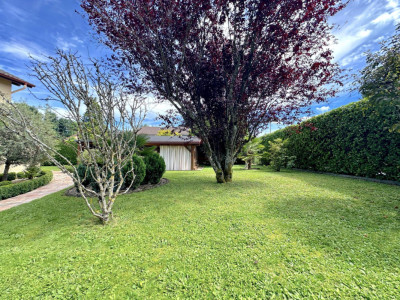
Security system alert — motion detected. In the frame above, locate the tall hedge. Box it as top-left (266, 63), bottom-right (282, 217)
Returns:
top-left (261, 99), bottom-right (400, 181)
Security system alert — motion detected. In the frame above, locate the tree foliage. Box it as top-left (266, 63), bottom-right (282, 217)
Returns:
top-left (54, 139), bottom-right (78, 166)
top-left (45, 109), bottom-right (78, 138)
top-left (358, 25), bottom-right (400, 132)
top-left (82, 0), bottom-right (345, 183)
top-left (0, 51), bottom-right (146, 223)
top-left (0, 104), bottom-right (57, 181)
top-left (157, 129), bottom-right (180, 136)
top-left (238, 137), bottom-right (265, 170)
top-left (266, 138), bottom-right (295, 172)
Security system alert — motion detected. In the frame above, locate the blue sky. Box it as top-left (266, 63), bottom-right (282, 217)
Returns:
top-left (1, 0), bottom-right (399, 128)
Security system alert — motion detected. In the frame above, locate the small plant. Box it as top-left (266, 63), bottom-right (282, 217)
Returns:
top-left (142, 152), bottom-right (166, 184)
top-left (238, 138), bottom-right (265, 170)
top-left (24, 166), bottom-right (41, 179)
top-left (267, 138), bottom-right (296, 172)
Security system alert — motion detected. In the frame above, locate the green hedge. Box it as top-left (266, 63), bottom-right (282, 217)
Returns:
top-left (0, 171), bottom-right (53, 200)
top-left (54, 141), bottom-right (78, 165)
top-left (0, 172), bottom-right (17, 181)
top-left (261, 99), bottom-right (400, 181)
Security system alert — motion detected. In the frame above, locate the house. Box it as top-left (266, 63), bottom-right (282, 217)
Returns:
top-left (138, 127), bottom-right (204, 171)
top-left (0, 69), bottom-right (35, 100)
top-left (0, 70), bottom-right (35, 174)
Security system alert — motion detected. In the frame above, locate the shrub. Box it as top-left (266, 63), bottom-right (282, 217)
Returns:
top-left (266, 138), bottom-right (295, 172)
top-left (0, 171), bottom-right (53, 200)
top-left (0, 181), bottom-right (12, 187)
top-left (25, 166), bottom-right (41, 180)
top-left (17, 172), bottom-right (26, 179)
top-left (0, 172), bottom-right (17, 181)
top-left (76, 154), bottom-right (146, 192)
top-left (75, 164), bottom-right (96, 190)
top-left (54, 140), bottom-right (78, 165)
top-left (123, 155), bottom-right (146, 190)
top-left (64, 165), bottom-right (75, 174)
top-left (261, 99), bottom-right (400, 181)
top-left (79, 149), bottom-right (104, 165)
top-left (41, 160), bottom-right (55, 166)
top-left (142, 152), bottom-right (166, 184)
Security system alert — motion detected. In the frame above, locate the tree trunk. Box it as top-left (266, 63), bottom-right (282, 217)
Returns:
top-left (215, 161), bottom-right (233, 183)
top-left (244, 160), bottom-right (252, 170)
top-left (100, 211), bottom-right (112, 224)
top-left (2, 160), bottom-right (11, 181)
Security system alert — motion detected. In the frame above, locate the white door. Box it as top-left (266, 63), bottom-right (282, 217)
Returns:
top-left (160, 146), bottom-right (191, 171)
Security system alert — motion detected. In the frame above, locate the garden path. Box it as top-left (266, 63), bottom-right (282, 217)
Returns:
top-left (0, 171), bottom-right (73, 212)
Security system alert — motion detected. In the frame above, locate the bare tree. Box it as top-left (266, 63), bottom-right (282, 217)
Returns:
top-left (0, 50), bottom-right (146, 223)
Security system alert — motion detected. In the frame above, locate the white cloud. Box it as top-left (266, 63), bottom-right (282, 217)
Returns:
top-left (300, 116), bottom-right (312, 122)
top-left (55, 36), bottom-right (85, 51)
top-left (341, 52), bottom-right (366, 66)
top-left (386, 0), bottom-right (399, 9)
top-left (372, 10), bottom-right (400, 24)
top-left (0, 40), bottom-right (48, 61)
top-left (56, 37), bottom-right (77, 51)
top-left (71, 36), bottom-right (84, 44)
top-left (145, 96), bottom-right (176, 118)
top-left (0, 3), bottom-right (28, 20)
top-left (330, 0), bottom-right (400, 64)
top-left (357, 29), bottom-right (372, 38)
top-left (374, 35), bottom-right (387, 42)
top-left (316, 106), bottom-right (330, 113)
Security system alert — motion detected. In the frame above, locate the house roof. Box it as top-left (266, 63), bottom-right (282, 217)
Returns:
top-left (138, 126), bottom-right (192, 136)
top-left (0, 69), bottom-right (35, 88)
top-left (145, 135), bottom-right (202, 146)
top-left (138, 126), bottom-right (162, 135)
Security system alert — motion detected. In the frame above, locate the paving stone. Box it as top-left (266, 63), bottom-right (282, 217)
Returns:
top-left (0, 171), bottom-right (73, 212)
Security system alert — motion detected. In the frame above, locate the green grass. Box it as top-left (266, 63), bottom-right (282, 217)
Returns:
top-left (40, 166), bottom-right (61, 172)
top-left (0, 166), bottom-right (399, 299)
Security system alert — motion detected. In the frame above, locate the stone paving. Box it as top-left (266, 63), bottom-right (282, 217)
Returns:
top-left (0, 171), bottom-right (73, 212)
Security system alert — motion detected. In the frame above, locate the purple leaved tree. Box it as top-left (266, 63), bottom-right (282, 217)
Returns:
top-left (82, 0), bottom-right (345, 183)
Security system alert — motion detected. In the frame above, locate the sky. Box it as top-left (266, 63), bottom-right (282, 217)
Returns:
top-left (0, 0), bottom-right (399, 129)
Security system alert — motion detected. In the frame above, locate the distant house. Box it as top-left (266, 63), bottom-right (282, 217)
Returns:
top-left (138, 127), bottom-right (203, 171)
top-left (0, 69), bottom-right (35, 100)
top-left (0, 70), bottom-right (35, 174)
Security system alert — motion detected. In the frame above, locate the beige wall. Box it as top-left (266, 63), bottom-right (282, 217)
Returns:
top-left (0, 164), bottom-right (26, 174)
top-left (0, 77), bottom-right (12, 101)
top-left (0, 78), bottom-right (16, 173)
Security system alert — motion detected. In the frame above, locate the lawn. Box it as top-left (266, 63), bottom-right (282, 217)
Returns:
top-left (40, 166), bottom-right (62, 172)
top-left (0, 166), bottom-right (399, 298)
